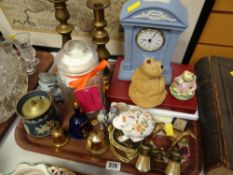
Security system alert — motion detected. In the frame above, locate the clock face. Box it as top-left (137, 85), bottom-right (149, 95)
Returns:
top-left (136, 28), bottom-right (164, 52)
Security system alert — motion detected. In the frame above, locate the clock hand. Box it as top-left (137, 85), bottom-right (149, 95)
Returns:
top-left (151, 32), bottom-right (157, 39)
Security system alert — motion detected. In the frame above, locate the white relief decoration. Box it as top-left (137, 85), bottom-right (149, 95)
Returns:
top-left (143, 0), bottom-right (170, 3)
top-left (133, 10), bottom-right (176, 22)
top-left (35, 120), bottom-right (59, 135)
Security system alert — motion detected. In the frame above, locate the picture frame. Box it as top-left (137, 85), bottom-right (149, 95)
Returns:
top-left (0, 0), bottom-right (125, 54)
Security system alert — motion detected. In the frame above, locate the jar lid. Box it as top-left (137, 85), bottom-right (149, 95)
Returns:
top-left (55, 40), bottom-right (98, 76)
top-left (39, 72), bottom-right (57, 84)
top-left (22, 95), bottom-right (51, 118)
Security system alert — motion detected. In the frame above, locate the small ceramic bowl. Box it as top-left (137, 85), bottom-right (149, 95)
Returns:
top-left (16, 90), bottom-right (60, 137)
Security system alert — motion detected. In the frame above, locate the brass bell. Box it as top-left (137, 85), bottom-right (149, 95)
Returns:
top-left (51, 125), bottom-right (70, 148)
top-left (86, 120), bottom-right (109, 155)
top-left (135, 144), bottom-right (152, 173)
top-left (165, 160), bottom-right (180, 175)
top-left (165, 150), bottom-right (181, 175)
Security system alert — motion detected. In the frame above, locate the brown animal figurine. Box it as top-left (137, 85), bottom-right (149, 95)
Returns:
top-left (128, 57), bottom-right (167, 108)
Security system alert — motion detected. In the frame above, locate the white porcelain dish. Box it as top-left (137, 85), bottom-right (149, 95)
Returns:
top-left (8, 162), bottom-right (76, 175)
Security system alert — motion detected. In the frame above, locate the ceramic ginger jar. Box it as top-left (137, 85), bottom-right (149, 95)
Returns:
top-left (112, 107), bottom-right (155, 143)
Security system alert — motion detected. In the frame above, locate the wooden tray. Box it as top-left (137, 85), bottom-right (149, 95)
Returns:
top-left (15, 100), bottom-right (201, 175)
top-left (0, 51), bottom-right (53, 140)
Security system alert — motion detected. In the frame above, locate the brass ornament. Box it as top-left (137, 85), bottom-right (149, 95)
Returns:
top-left (135, 144), bottom-right (152, 173)
top-left (86, 120), bottom-right (109, 155)
top-left (51, 125), bottom-right (70, 148)
top-left (168, 129), bottom-right (196, 151)
top-left (109, 128), bottom-right (140, 163)
top-left (86, 0), bottom-right (110, 60)
top-left (48, 0), bottom-right (74, 46)
top-left (165, 160), bottom-right (181, 175)
top-left (165, 150), bottom-right (182, 175)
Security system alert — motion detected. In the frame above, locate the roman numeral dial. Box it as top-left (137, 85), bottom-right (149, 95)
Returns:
top-left (136, 28), bottom-right (164, 52)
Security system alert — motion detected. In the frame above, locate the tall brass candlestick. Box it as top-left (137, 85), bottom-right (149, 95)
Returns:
top-left (48, 0), bottom-right (74, 46)
top-left (86, 0), bottom-right (110, 60)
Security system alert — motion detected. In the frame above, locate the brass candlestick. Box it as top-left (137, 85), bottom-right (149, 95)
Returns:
top-left (86, 0), bottom-right (110, 60)
top-left (48, 0), bottom-right (74, 46)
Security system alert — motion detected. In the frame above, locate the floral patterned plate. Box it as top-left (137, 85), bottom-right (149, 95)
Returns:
top-left (8, 162), bottom-right (77, 175)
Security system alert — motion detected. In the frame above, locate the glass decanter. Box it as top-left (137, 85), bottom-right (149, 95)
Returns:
top-left (0, 47), bottom-right (28, 124)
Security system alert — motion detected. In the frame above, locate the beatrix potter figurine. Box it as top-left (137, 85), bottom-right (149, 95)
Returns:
top-left (169, 70), bottom-right (197, 101)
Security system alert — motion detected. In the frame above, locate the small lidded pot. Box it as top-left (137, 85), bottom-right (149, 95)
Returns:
top-left (16, 90), bottom-right (60, 137)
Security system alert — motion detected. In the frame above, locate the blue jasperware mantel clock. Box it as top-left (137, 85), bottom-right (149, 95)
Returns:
top-left (118, 0), bottom-right (188, 84)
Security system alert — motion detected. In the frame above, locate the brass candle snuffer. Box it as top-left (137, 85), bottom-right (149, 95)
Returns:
top-left (86, 0), bottom-right (110, 60)
top-left (48, 0), bottom-right (74, 46)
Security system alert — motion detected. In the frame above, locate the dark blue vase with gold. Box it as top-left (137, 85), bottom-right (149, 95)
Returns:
top-left (69, 102), bottom-right (92, 139)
